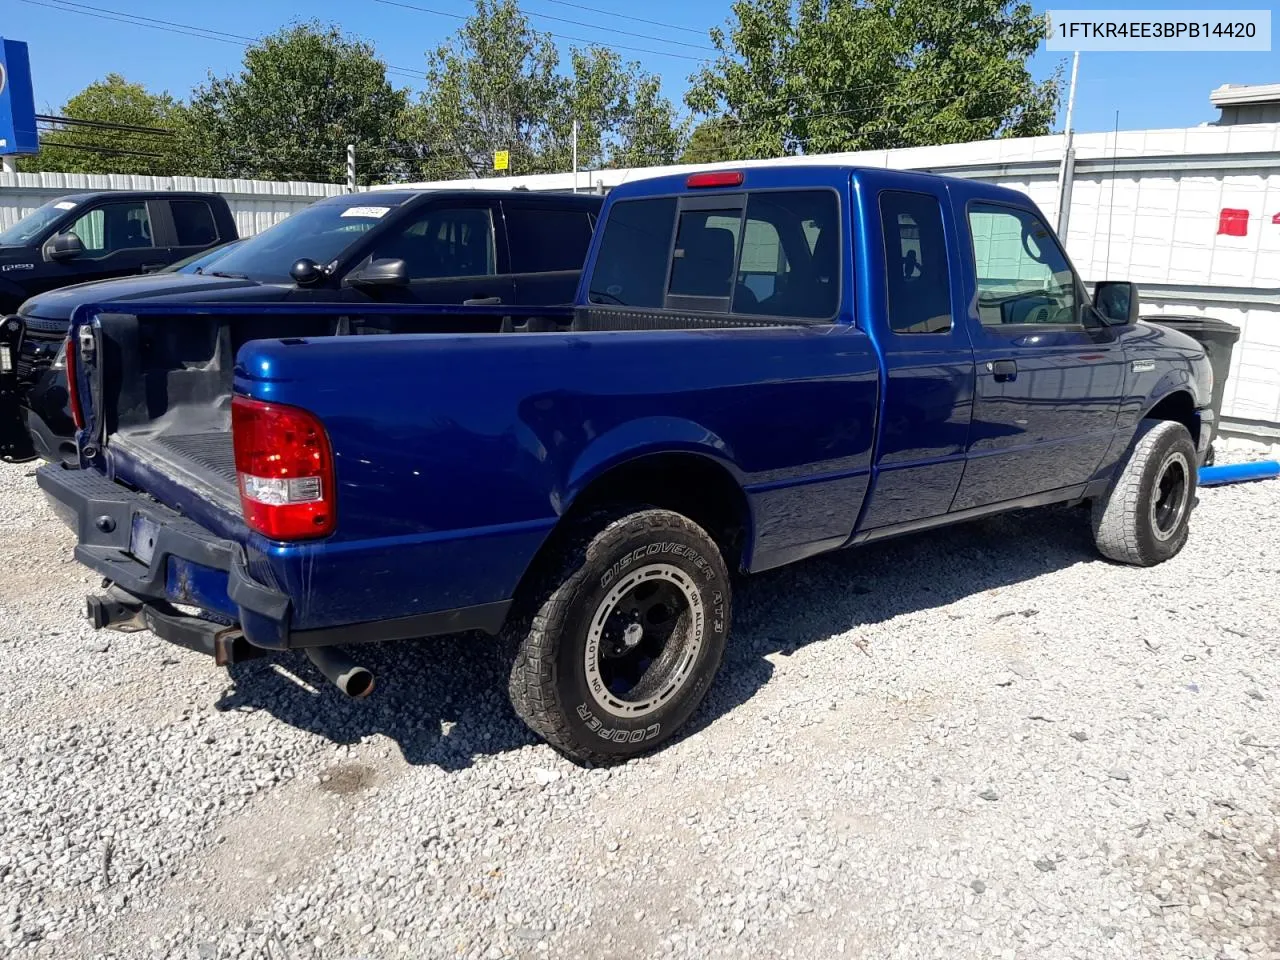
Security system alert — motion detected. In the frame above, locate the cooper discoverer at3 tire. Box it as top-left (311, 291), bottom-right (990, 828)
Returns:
top-left (507, 509), bottom-right (731, 764)
top-left (1092, 418), bottom-right (1198, 567)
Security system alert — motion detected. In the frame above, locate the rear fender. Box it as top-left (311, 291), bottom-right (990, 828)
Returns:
top-left (561, 416), bottom-right (744, 510)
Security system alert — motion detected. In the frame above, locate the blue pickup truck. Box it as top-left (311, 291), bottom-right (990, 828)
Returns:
top-left (39, 165), bottom-right (1212, 762)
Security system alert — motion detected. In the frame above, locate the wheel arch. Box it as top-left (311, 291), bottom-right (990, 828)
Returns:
top-left (508, 438), bottom-right (755, 624)
top-left (1141, 387), bottom-right (1199, 448)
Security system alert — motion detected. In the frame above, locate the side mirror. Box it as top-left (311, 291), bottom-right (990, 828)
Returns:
top-left (1094, 280), bottom-right (1140, 325)
top-left (48, 233), bottom-right (85, 262)
top-left (349, 258), bottom-right (408, 288)
top-left (289, 258), bottom-right (324, 286)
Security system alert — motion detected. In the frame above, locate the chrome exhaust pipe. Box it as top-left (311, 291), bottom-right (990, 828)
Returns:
top-left (305, 647), bottom-right (375, 698)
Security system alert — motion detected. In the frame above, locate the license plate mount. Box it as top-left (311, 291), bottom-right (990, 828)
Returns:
top-left (129, 513), bottom-right (161, 565)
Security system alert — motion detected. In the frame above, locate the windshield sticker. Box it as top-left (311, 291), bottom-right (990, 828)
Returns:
top-left (54, 201), bottom-right (77, 211)
top-left (340, 206), bottom-right (390, 219)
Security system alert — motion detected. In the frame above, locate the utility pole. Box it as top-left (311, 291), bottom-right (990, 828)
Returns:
top-left (572, 119), bottom-right (579, 194)
top-left (346, 143), bottom-right (356, 193)
top-left (1055, 50), bottom-right (1080, 236)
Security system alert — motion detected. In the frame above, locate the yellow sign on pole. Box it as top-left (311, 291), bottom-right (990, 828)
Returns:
top-left (493, 150), bottom-right (509, 172)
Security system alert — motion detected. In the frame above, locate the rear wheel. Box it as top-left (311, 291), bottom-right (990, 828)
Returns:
top-left (1092, 419), bottom-right (1197, 566)
top-left (508, 509), bottom-right (731, 764)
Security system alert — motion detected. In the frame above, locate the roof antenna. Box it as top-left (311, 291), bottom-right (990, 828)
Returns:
top-left (1104, 109), bottom-right (1119, 279)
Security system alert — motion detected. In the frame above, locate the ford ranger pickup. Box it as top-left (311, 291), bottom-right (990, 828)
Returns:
top-left (39, 165), bottom-right (1213, 763)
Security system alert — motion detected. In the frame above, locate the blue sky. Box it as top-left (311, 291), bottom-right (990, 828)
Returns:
top-left (4, 0), bottom-right (1278, 135)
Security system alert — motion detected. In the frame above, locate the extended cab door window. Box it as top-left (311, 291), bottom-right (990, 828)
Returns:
top-left (968, 204), bottom-right (1078, 327)
top-left (880, 191), bottom-right (952, 334)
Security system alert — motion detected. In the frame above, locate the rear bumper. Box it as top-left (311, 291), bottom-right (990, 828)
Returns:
top-left (38, 462), bottom-right (292, 648)
top-left (37, 462), bottom-right (510, 652)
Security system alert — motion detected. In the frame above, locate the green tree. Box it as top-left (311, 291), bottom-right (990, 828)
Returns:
top-left (685, 0), bottom-right (1060, 158)
top-left (20, 74), bottom-right (186, 175)
top-left (410, 0), bottom-right (684, 181)
top-left (680, 117), bottom-right (752, 164)
top-left (182, 23), bottom-right (412, 183)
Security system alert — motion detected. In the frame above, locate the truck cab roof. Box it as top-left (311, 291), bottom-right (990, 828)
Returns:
top-left (608, 163), bottom-right (1034, 208)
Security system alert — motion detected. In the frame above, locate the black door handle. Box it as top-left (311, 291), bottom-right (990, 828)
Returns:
top-left (991, 359), bottom-right (1017, 382)
top-left (463, 296), bottom-right (503, 305)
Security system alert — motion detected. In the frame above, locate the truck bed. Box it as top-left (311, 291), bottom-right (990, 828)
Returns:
top-left (94, 305), bottom-right (580, 516)
top-left (112, 421), bottom-right (239, 512)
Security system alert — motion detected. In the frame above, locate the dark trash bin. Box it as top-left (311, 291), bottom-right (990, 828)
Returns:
top-left (1145, 314), bottom-right (1241, 465)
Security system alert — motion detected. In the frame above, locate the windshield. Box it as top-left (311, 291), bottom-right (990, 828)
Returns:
top-left (0, 199), bottom-right (77, 247)
top-left (162, 239), bottom-right (242, 274)
top-left (207, 198), bottom-right (399, 281)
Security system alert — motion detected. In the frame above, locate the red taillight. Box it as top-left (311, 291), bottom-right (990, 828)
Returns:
top-left (686, 170), bottom-right (744, 188)
top-left (65, 336), bottom-right (84, 431)
top-left (231, 395), bottom-right (335, 540)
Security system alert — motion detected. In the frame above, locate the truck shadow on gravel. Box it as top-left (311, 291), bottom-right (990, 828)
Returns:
top-left (215, 505), bottom-right (1098, 769)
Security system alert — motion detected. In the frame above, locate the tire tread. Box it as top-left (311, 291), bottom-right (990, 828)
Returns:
top-left (1092, 419), bottom-right (1194, 566)
top-left (507, 509), bottom-right (724, 764)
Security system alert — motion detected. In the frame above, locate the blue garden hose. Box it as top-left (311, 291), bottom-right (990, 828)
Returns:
top-left (1199, 460), bottom-right (1280, 487)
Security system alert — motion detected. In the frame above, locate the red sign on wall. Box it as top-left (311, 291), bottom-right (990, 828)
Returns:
top-left (1218, 208), bottom-right (1249, 236)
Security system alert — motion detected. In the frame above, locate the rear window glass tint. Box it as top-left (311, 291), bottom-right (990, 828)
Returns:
top-left (587, 198), bottom-right (675, 307)
top-left (506, 206), bottom-right (595, 273)
top-left (732, 191), bottom-right (839, 319)
top-left (668, 208), bottom-right (741, 300)
top-left (171, 200), bottom-right (219, 247)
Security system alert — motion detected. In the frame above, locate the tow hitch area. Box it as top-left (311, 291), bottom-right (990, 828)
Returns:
top-left (85, 583), bottom-right (264, 666)
top-left (0, 316), bottom-right (36, 464)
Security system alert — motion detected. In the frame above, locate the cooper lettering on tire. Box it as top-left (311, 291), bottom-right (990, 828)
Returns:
top-left (508, 510), bottom-right (731, 763)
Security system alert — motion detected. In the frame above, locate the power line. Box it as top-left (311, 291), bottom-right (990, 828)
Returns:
top-left (36, 114), bottom-right (175, 137)
top-left (531, 0), bottom-right (708, 37)
top-left (372, 0), bottom-right (707, 62)
top-left (35, 139), bottom-right (167, 159)
top-left (18, 0), bottom-right (426, 82)
top-left (471, 0), bottom-right (714, 51)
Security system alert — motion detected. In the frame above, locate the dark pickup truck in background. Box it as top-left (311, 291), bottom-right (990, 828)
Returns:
top-left (42, 164), bottom-right (1212, 763)
top-left (0, 190), bottom-right (238, 461)
top-left (0, 190), bottom-right (238, 313)
top-left (2, 188), bottom-right (600, 462)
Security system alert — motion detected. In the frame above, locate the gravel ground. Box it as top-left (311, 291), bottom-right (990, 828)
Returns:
top-left (1, 454), bottom-right (1278, 960)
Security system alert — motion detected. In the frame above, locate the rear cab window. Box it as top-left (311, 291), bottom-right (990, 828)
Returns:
top-left (505, 204), bottom-right (595, 273)
top-left (170, 200), bottom-right (220, 247)
top-left (588, 189), bottom-right (839, 319)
